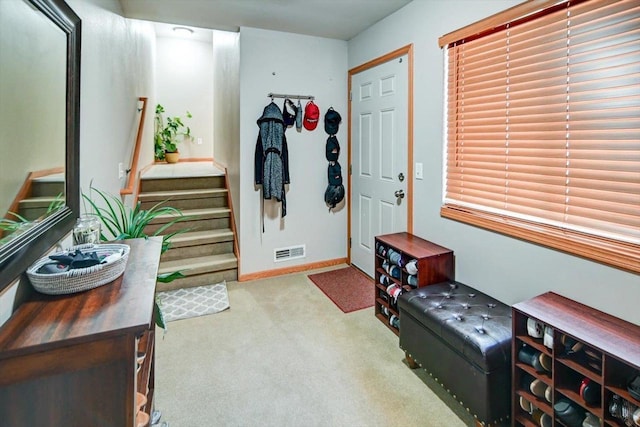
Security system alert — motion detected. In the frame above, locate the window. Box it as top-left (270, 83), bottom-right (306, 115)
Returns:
top-left (440, 0), bottom-right (640, 273)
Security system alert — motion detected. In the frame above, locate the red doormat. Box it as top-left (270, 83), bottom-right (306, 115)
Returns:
top-left (308, 266), bottom-right (374, 313)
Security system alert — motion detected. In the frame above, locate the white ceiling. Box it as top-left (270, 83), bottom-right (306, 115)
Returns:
top-left (119, 0), bottom-right (412, 41)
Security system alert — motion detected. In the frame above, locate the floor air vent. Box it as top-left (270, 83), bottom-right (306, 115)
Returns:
top-left (274, 245), bottom-right (306, 262)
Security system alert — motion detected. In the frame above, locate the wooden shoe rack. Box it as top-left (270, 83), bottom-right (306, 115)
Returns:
top-left (373, 232), bottom-right (454, 336)
top-left (512, 292), bottom-right (640, 427)
top-left (0, 237), bottom-right (162, 427)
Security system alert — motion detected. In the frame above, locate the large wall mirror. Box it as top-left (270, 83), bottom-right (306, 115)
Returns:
top-left (0, 0), bottom-right (80, 294)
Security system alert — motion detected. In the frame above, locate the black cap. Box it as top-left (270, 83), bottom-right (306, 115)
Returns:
top-left (324, 184), bottom-right (345, 209)
top-left (328, 161), bottom-right (343, 186)
top-left (282, 99), bottom-right (296, 128)
top-left (324, 107), bottom-right (341, 135)
top-left (325, 136), bottom-right (340, 162)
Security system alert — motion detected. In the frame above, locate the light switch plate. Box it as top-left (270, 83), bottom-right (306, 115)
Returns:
top-left (415, 162), bottom-right (423, 180)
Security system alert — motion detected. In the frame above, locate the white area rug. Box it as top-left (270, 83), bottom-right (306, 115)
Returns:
top-left (157, 281), bottom-right (230, 322)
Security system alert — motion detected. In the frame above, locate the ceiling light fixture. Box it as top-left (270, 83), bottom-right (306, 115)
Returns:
top-left (172, 26), bottom-right (194, 36)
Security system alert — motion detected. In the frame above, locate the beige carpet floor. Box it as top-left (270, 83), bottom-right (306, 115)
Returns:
top-left (154, 265), bottom-right (476, 427)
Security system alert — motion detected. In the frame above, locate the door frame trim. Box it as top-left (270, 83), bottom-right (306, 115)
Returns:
top-left (347, 44), bottom-right (414, 264)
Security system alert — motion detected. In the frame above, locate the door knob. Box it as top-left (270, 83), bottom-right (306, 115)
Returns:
top-left (394, 189), bottom-right (405, 199)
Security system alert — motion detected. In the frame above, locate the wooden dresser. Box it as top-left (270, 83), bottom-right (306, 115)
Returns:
top-left (0, 237), bottom-right (162, 427)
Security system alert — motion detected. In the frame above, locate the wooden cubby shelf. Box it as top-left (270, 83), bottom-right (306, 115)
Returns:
top-left (512, 292), bottom-right (640, 427)
top-left (373, 232), bottom-right (454, 336)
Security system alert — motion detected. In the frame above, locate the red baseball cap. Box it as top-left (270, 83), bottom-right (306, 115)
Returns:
top-left (303, 101), bottom-right (319, 131)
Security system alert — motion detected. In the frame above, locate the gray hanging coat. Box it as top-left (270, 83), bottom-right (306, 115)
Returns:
top-left (255, 102), bottom-right (290, 217)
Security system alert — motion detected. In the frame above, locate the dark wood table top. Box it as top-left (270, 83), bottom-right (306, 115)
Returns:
top-left (0, 237), bottom-right (162, 359)
top-left (376, 232), bottom-right (453, 258)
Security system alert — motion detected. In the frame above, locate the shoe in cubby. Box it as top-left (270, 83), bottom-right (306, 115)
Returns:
top-left (554, 398), bottom-right (585, 427)
top-left (518, 344), bottom-right (551, 373)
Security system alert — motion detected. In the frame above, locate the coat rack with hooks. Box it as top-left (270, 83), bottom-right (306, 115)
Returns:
top-left (268, 93), bottom-right (315, 101)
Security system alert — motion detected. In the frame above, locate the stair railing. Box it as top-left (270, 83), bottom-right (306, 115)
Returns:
top-left (1, 168), bottom-right (64, 238)
top-left (120, 97), bottom-right (148, 196)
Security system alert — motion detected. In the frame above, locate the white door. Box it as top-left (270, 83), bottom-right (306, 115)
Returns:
top-left (350, 54), bottom-right (409, 277)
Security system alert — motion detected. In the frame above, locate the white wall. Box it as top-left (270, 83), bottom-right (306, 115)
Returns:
top-left (155, 34), bottom-right (213, 159)
top-left (212, 30), bottom-right (241, 233)
top-left (239, 27), bottom-right (348, 275)
top-left (0, 0), bottom-right (156, 326)
top-left (348, 0), bottom-right (640, 325)
top-left (68, 0), bottom-right (156, 199)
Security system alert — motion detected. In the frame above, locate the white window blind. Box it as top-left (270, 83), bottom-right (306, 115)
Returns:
top-left (442, 0), bottom-right (640, 272)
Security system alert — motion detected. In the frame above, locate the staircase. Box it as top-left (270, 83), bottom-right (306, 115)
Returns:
top-left (18, 173), bottom-right (65, 221)
top-left (138, 172), bottom-right (238, 292)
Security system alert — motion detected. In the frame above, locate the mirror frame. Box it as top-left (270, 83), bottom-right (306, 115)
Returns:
top-left (0, 0), bottom-right (80, 294)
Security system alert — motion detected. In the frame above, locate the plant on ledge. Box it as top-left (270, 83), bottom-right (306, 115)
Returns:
top-left (154, 104), bottom-right (192, 163)
top-left (82, 184), bottom-right (192, 329)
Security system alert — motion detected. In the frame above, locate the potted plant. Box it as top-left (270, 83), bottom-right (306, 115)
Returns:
top-left (154, 104), bottom-right (192, 163)
top-left (82, 184), bottom-right (192, 329)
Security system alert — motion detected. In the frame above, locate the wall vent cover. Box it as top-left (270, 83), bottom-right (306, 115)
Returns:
top-left (274, 244), bottom-right (306, 262)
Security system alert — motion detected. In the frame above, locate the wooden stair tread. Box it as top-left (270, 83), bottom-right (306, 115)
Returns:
top-left (141, 172), bottom-right (225, 180)
top-left (139, 175), bottom-right (225, 190)
top-left (32, 172), bottom-right (65, 182)
top-left (158, 253), bottom-right (237, 275)
top-left (152, 207), bottom-right (231, 222)
top-left (169, 229), bottom-right (234, 246)
top-left (19, 196), bottom-right (59, 206)
top-left (182, 207), bottom-right (231, 215)
top-left (138, 188), bottom-right (227, 201)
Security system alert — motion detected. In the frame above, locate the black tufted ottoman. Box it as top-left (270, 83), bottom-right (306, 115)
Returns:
top-left (398, 281), bottom-right (512, 426)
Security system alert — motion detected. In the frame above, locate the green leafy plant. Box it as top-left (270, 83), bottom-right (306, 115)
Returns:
top-left (0, 193), bottom-right (64, 235)
top-left (0, 212), bottom-right (32, 245)
top-left (154, 104), bottom-right (192, 161)
top-left (82, 184), bottom-right (193, 329)
top-left (46, 192), bottom-right (65, 214)
top-left (0, 212), bottom-right (29, 233)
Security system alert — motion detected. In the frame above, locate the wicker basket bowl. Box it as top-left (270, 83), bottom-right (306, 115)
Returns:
top-left (26, 243), bottom-right (130, 295)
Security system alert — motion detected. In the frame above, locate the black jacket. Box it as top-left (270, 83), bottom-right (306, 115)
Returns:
top-left (255, 102), bottom-right (290, 217)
